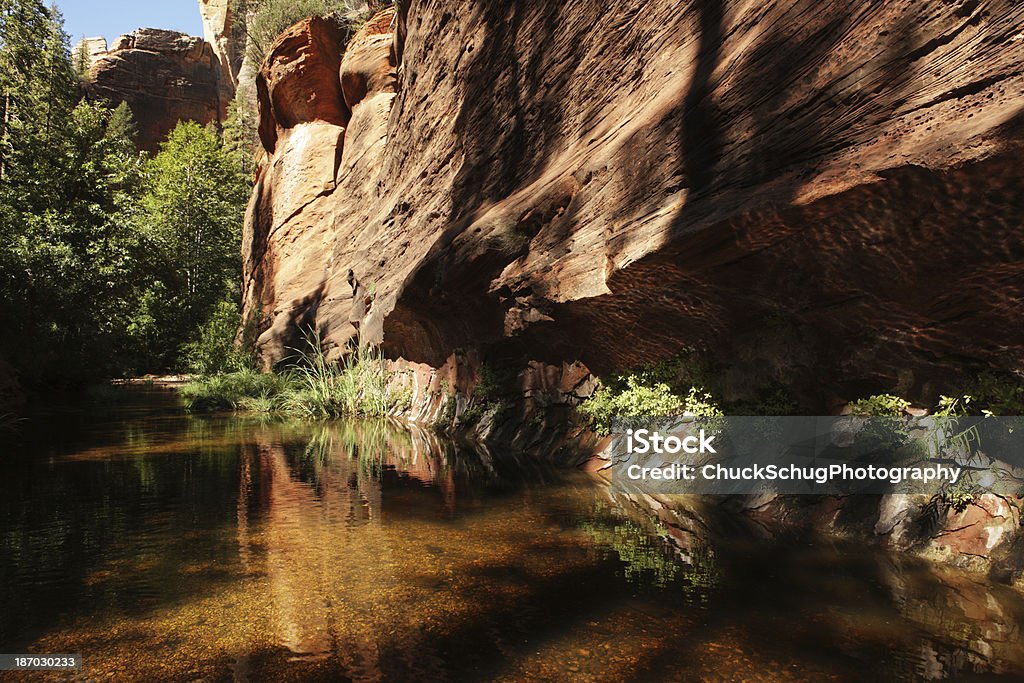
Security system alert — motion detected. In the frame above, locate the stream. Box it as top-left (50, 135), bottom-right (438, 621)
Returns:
top-left (1, 386), bottom-right (1023, 681)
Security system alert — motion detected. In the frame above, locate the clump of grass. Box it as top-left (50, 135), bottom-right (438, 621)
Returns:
top-left (182, 368), bottom-right (295, 411)
top-left (282, 336), bottom-right (398, 418)
top-left (182, 328), bottom-right (409, 418)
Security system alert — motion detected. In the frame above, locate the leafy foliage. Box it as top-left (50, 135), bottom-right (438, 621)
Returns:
top-left (182, 300), bottom-right (256, 375)
top-left (132, 122), bottom-right (249, 369)
top-left (222, 87), bottom-right (260, 174)
top-left (0, 2), bottom-right (252, 385)
top-left (969, 372), bottom-right (1024, 415)
top-left (234, 0), bottom-right (370, 66)
top-left (579, 352), bottom-right (723, 435)
top-left (847, 394), bottom-right (910, 417)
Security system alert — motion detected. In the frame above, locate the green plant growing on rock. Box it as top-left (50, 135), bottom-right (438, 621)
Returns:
top-left (727, 385), bottom-right (800, 416)
top-left (942, 478), bottom-right (976, 514)
top-left (847, 394), bottom-right (910, 417)
top-left (460, 362), bottom-right (516, 425)
top-left (578, 351), bottom-right (722, 435)
top-left (969, 372), bottom-right (1024, 415)
top-left (236, 0), bottom-right (373, 66)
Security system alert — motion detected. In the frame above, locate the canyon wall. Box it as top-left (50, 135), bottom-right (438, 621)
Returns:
top-left (83, 29), bottom-right (228, 151)
top-left (235, 0), bottom-right (1024, 578)
top-left (242, 0), bottom-right (1024, 410)
top-left (198, 0), bottom-right (243, 90)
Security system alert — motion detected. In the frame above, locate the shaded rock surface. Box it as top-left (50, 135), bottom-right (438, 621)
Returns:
top-left (243, 0), bottom-right (1024, 410)
top-left (83, 28), bottom-right (228, 151)
top-left (240, 2), bottom-right (1024, 573)
top-left (0, 356), bottom-right (22, 414)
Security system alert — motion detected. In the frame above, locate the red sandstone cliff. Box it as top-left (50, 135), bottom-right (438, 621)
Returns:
top-left (82, 28), bottom-right (228, 151)
top-left (243, 0), bottom-right (1024, 408)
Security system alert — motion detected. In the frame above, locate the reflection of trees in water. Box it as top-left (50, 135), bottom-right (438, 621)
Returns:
top-left (580, 499), bottom-right (719, 601)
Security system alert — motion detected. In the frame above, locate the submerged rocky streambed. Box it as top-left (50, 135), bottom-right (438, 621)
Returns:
top-left (2, 385), bottom-right (1023, 681)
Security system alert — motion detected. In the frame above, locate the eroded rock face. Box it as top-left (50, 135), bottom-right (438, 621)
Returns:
top-left (240, 1), bottom-right (1024, 573)
top-left (243, 0), bottom-right (1024, 409)
top-left (244, 13), bottom-right (396, 362)
top-left (198, 0), bottom-right (241, 89)
top-left (84, 28), bottom-right (227, 151)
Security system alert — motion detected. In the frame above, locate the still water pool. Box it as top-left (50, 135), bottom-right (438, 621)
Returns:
top-left (1, 387), bottom-right (1023, 681)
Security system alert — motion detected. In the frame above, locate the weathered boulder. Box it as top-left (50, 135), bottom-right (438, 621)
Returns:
top-left (924, 494), bottom-right (1022, 567)
top-left (84, 28), bottom-right (227, 151)
top-left (242, 0), bottom-right (1024, 409)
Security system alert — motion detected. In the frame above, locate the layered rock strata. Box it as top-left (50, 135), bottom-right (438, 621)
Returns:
top-left (241, 1), bottom-right (1024, 577)
top-left (243, 0), bottom-right (1024, 409)
top-left (83, 28), bottom-right (227, 151)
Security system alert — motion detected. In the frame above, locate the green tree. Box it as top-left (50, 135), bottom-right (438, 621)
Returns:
top-left (236, 0), bottom-right (366, 66)
top-left (1, 98), bottom-right (145, 381)
top-left (0, 2), bottom-right (252, 385)
top-left (133, 121), bottom-right (249, 369)
top-left (222, 92), bottom-right (259, 175)
top-left (0, 2), bottom-right (148, 383)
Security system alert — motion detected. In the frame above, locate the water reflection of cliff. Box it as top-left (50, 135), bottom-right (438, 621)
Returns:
top-left (10, 404), bottom-right (1024, 681)
top-left (229, 417), bottom-right (1024, 681)
top-left (234, 420), bottom-right (462, 677)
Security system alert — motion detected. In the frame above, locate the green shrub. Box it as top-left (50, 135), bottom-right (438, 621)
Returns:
top-left (579, 375), bottom-right (723, 436)
top-left (727, 385), bottom-right (800, 416)
top-left (943, 479), bottom-right (976, 513)
top-left (970, 372), bottom-right (1024, 415)
top-left (181, 300), bottom-right (255, 376)
top-left (847, 394), bottom-right (909, 417)
top-left (238, 0), bottom-right (371, 66)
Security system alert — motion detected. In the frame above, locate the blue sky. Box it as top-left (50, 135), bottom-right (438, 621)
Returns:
top-left (55, 0), bottom-right (204, 45)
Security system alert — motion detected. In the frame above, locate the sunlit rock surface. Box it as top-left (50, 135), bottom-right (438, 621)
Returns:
top-left (242, 0), bottom-right (1024, 408)
top-left (83, 28), bottom-right (228, 151)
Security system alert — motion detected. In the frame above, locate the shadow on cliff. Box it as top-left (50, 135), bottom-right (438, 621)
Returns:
top-left (384, 0), bottom-right (1024, 406)
top-left (449, 2), bottom-right (569, 210)
top-left (382, 1), bottom-right (580, 364)
top-left (531, 1), bottom-right (1024, 402)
